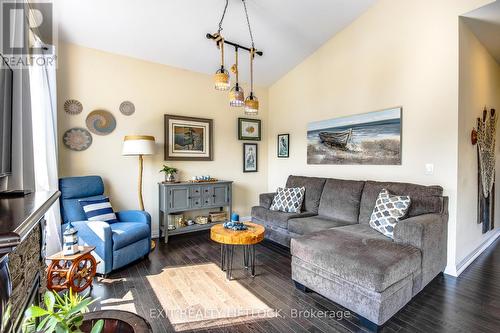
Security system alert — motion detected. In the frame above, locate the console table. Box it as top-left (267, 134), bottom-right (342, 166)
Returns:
top-left (158, 181), bottom-right (232, 243)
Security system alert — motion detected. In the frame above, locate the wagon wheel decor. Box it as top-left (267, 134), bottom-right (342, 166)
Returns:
top-left (69, 254), bottom-right (97, 292)
top-left (46, 246), bottom-right (98, 293)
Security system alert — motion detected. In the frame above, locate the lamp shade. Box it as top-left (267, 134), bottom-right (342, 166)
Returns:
top-left (122, 135), bottom-right (156, 156)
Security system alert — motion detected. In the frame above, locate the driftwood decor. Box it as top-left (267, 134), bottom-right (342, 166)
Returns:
top-left (472, 108), bottom-right (497, 233)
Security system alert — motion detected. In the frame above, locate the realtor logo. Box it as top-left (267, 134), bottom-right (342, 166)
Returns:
top-left (1, 0), bottom-right (56, 67)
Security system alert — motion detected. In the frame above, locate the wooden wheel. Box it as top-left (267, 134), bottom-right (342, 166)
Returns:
top-left (68, 254), bottom-right (97, 293)
top-left (47, 259), bottom-right (71, 291)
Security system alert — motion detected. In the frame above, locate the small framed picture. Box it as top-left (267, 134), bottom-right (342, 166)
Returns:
top-left (277, 134), bottom-right (289, 158)
top-left (243, 143), bottom-right (258, 172)
top-left (238, 118), bottom-right (261, 141)
top-left (164, 114), bottom-right (213, 161)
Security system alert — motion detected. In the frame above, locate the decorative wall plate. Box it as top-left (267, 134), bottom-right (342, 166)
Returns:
top-left (86, 110), bottom-right (116, 135)
top-left (119, 101), bottom-right (135, 116)
top-left (64, 99), bottom-right (83, 115)
top-left (63, 128), bottom-right (93, 151)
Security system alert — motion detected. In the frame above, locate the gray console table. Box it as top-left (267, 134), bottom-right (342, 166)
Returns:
top-left (159, 181), bottom-right (232, 243)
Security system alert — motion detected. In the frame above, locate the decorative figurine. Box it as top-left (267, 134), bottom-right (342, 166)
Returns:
top-left (63, 222), bottom-right (80, 255)
top-left (223, 213), bottom-right (248, 231)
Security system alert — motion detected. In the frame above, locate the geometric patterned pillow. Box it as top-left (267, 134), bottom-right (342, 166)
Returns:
top-left (369, 189), bottom-right (411, 239)
top-left (270, 187), bottom-right (306, 213)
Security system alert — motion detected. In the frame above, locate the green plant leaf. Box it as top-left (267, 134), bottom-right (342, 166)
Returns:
top-left (44, 291), bottom-right (56, 312)
top-left (36, 315), bottom-right (50, 331)
top-left (90, 319), bottom-right (104, 333)
top-left (24, 306), bottom-right (49, 318)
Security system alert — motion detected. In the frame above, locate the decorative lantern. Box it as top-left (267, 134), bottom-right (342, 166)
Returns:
top-left (63, 222), bottom-right (80, 255)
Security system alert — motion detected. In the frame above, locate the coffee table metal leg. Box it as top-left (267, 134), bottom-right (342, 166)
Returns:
top-left (251, 245), bottom-right (256, 277)
top-left (226, 245), bottom-right (234, 280)
top-left (243, 245), bottom-right (248, 269)
top-left (220, 244), bottom-right (225, 271)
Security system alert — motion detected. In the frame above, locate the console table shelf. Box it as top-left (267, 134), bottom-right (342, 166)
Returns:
top-left (158, 181), bottom-right (232, 243)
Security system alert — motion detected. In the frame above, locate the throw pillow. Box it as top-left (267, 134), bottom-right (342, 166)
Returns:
top-left (79, 197), bottom-right (118, 224)
top-left (369, 189), bottom-right (411, 239)
top-left (270, 187), bottom-right (305, 213)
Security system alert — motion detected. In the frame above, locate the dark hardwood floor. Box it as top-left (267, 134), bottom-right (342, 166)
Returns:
top-left (90, 232), bottom-right (500, 333)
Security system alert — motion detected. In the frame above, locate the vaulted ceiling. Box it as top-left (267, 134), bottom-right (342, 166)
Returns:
top-left (53, 0), bottom-right (375, 86)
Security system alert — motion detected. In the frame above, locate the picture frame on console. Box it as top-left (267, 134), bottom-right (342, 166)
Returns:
top-left (164, 114), bottom-right (213, 161)
top-left (243, 143), bottom-right (258, 172)
top-left (277, 134), bottom-right (289, 158)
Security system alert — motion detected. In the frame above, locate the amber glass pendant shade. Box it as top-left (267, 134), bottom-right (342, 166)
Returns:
top-left (229, 84), bottom-right (245, 107)
top-left (214, 67), bottom-right (230, 91)
top-left (245, 93), bottom-right (259, 115)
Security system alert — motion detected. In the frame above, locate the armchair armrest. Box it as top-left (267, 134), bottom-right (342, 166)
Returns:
top-left (71, 221), bottom-right (113, 274)
top-left (259, 193), bottom-right (276, 209)
top-left (393, 212), bottom-right (448, 285)
top-left (116, 210), bottom-right (151, 226)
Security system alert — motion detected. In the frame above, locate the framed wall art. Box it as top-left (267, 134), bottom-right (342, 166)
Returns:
top-left (277, 133), bottom-right (289, 158)
top-left (238, 118), bottom-right (261, 141)
top-left (164, 115), bottom-right (213, 161)
top-left (307, 107), bottom-right (402, 165)
top-left (243, 143), bottom-right (258, 172)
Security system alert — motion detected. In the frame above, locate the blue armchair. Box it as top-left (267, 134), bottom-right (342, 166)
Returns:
top-left (59, 176), bottom-right (151, 275)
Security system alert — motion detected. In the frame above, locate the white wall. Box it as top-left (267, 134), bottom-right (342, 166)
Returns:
top-left (267, 0), bottom-right (493, 273)
top-left (456, 19), bottom-right (500, 269)
top-left (57, 44), bottom-right (268, 237)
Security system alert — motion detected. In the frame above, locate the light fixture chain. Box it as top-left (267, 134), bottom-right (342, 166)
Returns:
top-left (217, 0), bottom-right (229, 34)
top-left (242, 0), bottom-right (255, 48)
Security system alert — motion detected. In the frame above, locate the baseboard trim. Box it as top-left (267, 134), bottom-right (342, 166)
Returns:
top-left (451, 229), bottom-right (499, 277)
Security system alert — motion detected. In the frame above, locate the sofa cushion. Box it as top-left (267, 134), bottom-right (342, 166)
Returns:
top-left (318, 179), bottom-right (365, 223)
top-left (110, 222), bottom-right (150, 250)
top-left (359, 181), bottom-right (443, 224)
top-left (79, 197), bottom-right (118, 224)
top-left (288, 216), bottom-right (350, 235)
top-left (270, 187), bottom-right (306, 213)
top-left (251, 206), bottom-right (316, 229)
top-left (61, 195), bottom-right (106, 224)
top-left (59, 176), bottom-right (104, 199)
top-left (291, 226), bottom-right (421, 292)
top-left (286, 176), bottom-right (327, 213)
top-left (369, 189), bottom-right (411, 238)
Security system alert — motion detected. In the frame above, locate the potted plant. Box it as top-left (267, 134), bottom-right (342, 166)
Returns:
top-left (23, 289), bottom-right (103, 333)
top-left (160, 165), bottom-right (178, 182)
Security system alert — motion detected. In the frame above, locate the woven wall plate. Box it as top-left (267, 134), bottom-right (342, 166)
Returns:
top-left (119, 101), bottom-right (135, 116)
top-left (63, 128), bottom-right (93, 151)
top-left (86, 110), bottom-right (116, 135)
top-left (64, 99), bottom-right (83, 115)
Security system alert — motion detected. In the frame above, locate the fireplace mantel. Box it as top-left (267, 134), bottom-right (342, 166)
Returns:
top-left (0, 191), bottom-right (60, 332)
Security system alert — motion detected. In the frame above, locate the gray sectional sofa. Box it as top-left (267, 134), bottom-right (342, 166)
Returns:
top-left (251, 175), bottom-right (448, 326)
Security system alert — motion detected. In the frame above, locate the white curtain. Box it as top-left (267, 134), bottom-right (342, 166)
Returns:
top-left (29, 41), bottom-right (61, 255)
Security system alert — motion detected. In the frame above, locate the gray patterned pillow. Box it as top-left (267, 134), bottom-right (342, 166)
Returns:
top-left (270, 187), bottom-right (306, 213)
top-left (369, 189), bottom-right (411, 239)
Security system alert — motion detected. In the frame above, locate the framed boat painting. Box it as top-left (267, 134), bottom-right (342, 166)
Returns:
top-left (238, 118), bottom-right (261, 141)
top-left (164, 115), bottom-right (213, 161)
top-left (307, 107), bottom-right (402, 165)
top-left (243, 143), bottom-right (258, 172)
top-left (277, 134), bottom-right (289, 158)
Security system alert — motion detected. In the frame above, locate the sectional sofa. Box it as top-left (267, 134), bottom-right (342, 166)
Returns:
top-left (251, 175), bottom-right (448, 326)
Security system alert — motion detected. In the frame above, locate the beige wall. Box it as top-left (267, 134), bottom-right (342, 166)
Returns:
top-left (267, 0), bottom-right (492, 273)
top-left (57, 43), bottom-right (268, 237)
top-left (457, 20), bottom-right (500, 267)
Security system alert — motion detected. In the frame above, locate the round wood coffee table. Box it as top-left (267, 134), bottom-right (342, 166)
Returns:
top-left (210, 222), bottom-right (265, 280)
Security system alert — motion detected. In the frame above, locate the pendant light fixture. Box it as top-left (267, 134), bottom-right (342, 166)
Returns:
top-left (245, 48), bottom-right (259, 114)
top-left (207, 0), bottom-right (262, 111)
top-left (229, 47), bottom-right (245, 107)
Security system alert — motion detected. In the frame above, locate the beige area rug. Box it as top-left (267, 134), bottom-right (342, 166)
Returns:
top-left (145, 263), bottom-right (277, 331)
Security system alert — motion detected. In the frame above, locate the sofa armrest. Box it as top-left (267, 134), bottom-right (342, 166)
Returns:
top-left (393, 212), bottom-right (447, 285)
top-left (259, 193), bottom-right (276, 209)
top-left (116, 210), bottom-right (151, 227)
top-left (71, 221), bottom-right (113, 274)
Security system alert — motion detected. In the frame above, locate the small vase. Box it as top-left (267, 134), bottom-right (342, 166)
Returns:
top-left (165, 173), bottom-right (175, 182)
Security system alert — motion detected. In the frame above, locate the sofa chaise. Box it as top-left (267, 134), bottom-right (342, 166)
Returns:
top-left (251, 175), bottom-right (448, 326)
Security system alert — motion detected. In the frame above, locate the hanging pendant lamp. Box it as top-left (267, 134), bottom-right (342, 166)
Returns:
top-left (214, 35), bottom-right (230, 91)
top-left (229, 47), bottom-right (245, 107)
top-left (245, 48), bottom-right (259, 115)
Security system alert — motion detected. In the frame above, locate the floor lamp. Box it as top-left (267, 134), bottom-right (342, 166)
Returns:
top-left (122, 135), bottom-right (156, 210)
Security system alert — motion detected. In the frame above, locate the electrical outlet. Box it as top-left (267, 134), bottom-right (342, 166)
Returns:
top-left (425, 163), bottom-right (434, 175)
